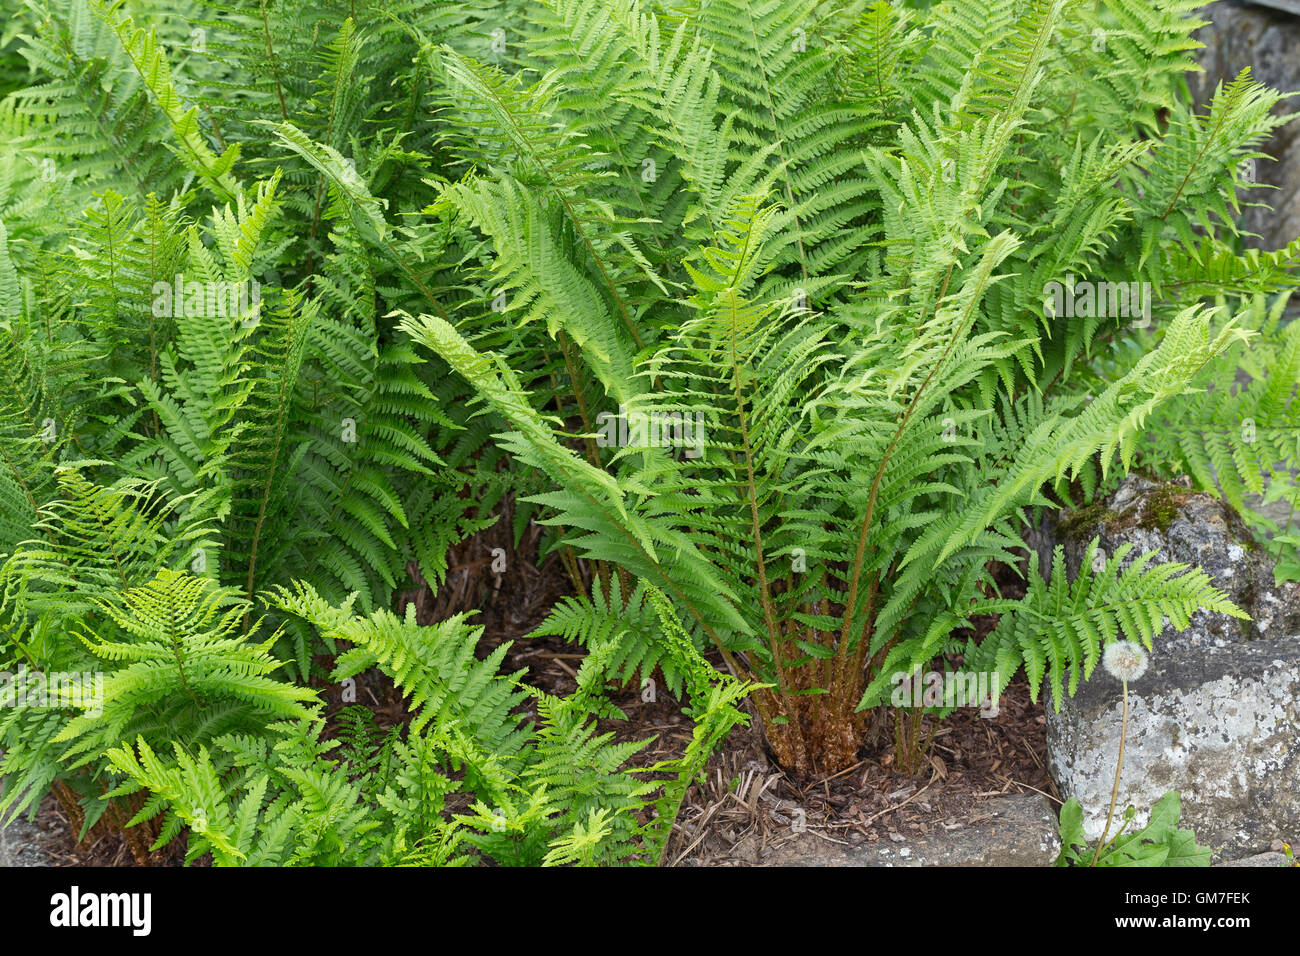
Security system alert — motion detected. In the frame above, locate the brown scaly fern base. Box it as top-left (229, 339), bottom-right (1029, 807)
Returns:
top-left (50, 781), bottom-right (166, 866)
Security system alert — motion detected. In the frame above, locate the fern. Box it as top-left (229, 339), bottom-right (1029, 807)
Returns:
top-left (958, 541), bottom-right (1246, 711)
top-left (97, 578), bottom-right (747, 866)
top-left (1, 0), bottom-right (1296, 860)
top-left (404, 190), bottom-right (1253, 774)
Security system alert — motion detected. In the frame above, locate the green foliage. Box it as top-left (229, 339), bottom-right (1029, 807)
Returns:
top-left (0, 0), bottom-right (747, 864)
top-left (392, 0), bottom-right (1294, 776)
top-left (530, 575), bottom-right (699, 698)
top-left (401, 213), bottom-right (1251, 774)
top-left (97, 579), bottom-right (750, 866)
top-left (1056, 792), bottom-right (1211, 867)
top-left (961, 540), bottom-right (1247, 712)
top-left (1093, 292), bottom-right (1300, 583)
top-left (0, 0), bottom-right (1295, 861)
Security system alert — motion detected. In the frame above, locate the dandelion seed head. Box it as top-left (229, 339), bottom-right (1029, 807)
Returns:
top-left (1102, 640), bottom-right (1149, 682)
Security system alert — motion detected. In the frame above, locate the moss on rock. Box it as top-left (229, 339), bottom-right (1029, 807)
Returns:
top-left (1055, 501), bottom-right (1120, 542)
top-left (1058, 483), bottom-right (1192, 540)
top-left (1135, 485), bottom-right (1188, 533)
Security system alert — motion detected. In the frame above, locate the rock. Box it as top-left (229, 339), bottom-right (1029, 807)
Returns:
top-left (1193, 2), bottom-right (1300, 252)
top-left (1046, 476), bottom-right (1300, 860)
top-left (1237, 1), bottom-right (1300, 21)
top-left (1213, 850), bottom-right (1291, 866)
top-left (760, 794), bottom-right (1060, 866)
top-left (0, 812), bottom-right (54, 867)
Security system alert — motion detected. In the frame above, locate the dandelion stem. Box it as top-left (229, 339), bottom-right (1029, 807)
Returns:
top-left (1091, 678), bottom-right (1129, 867)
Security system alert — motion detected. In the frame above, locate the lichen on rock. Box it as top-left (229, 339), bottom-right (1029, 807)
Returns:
top-left (1045, 476), bottom-right (1300, 860)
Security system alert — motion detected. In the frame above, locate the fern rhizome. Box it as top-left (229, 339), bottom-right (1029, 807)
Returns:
top-left (0, 0), bottom-right (1295, 864)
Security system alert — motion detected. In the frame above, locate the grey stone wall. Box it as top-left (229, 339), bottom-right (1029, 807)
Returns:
top-left (1193, 2), bottom-right (1300, 250)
